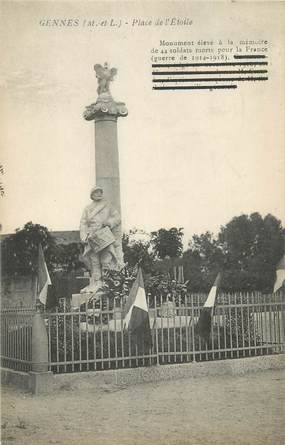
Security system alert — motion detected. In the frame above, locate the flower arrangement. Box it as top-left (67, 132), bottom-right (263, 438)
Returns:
top-left (99, 264), bottom-right (138, 304)
top-left (98, 265), bottom-right (188, 308)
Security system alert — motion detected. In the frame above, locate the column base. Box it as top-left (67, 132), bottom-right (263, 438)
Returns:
top-left (29, 371), bottom-right (53, 395)
top-left (72, 292), bottom-right (102, 308)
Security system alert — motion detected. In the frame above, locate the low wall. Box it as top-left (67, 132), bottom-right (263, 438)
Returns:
top-left (1, 368), bottom-right (30, 390)
top-left (1, 275), bottom-right (36, 307)
top-left (2, 354), bottom-right (285, 395)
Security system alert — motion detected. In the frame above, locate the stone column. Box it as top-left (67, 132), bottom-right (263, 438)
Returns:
top-left (94, 114), bottom-right (121, 214)
top-left (83, 63), bottom-right (128, 218)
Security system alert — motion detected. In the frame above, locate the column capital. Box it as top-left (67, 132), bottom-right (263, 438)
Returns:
top-left (83, 95), bottom-right (128, 121)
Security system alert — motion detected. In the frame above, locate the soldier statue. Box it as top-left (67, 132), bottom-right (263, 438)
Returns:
top-left (80, 186), bottom-right (123, 293)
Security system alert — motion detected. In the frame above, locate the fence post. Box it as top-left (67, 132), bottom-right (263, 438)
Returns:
top-left (191, 294), bottom-right (196, 363)
top-left (29, 304), bottom-right (52, 394)
top-left (280, 291), bottom-right (285, 353)
top-left (32, 308), bottom-right (48, 372)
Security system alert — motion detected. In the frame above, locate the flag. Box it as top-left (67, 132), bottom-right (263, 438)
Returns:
top-left (123, 268), bottom-right (152, 346)
top-left (38, 244), bottom-right (52, 305)
top-left (196, 272), bottom-right (221, 341)
top-left (273, 255), bottom-right (285, 293)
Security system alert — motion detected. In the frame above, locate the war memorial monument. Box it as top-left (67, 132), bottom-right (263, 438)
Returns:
top-left (77, 63), bottom-right (128, 298)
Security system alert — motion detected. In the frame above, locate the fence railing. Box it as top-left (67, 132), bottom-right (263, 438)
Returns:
top-left (1, 292), bottom-right (284, 374)
top-left (46, 292), bottom-right (285, 373)
top-left (0, 307), bottom-right (34, 372)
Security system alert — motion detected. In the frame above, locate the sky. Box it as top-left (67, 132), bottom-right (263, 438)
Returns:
top-left (1, 1), bottom-right (285, 245)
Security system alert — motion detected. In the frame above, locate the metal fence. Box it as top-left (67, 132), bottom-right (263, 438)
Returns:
top-left (0, 307), bottom-right (34, 372)
top-left (1, 293), bottom-right (284, 374)
top-left (45, 292), bottom-right (285, 373)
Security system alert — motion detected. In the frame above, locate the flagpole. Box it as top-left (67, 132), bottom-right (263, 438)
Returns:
top-left (35, 244), bottom-right (40, 310)
top-left (34, 274), bottom-right (39, 308)
top-left (154, 295), bottom-right (160, 366)
top-left (31, 243), bottom-right (49, 376)
top-left (190, 294), bottom-right (196, 362)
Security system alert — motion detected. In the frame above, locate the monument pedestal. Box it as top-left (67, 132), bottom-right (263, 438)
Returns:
top-left (71, 292), bottom-right (100, 308)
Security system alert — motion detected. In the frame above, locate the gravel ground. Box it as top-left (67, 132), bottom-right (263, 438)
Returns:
top-left (1, 369), bottom-right (285, 445)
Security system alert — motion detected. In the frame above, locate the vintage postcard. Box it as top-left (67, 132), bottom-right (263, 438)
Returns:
top-left (1, 1), bottom-right (285, 444)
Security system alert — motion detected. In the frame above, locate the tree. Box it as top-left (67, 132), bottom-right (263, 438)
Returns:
top-left (183, 213), bottom-right (285, 292)
top-left (219, 213), bottom-right (285, 292)
top-left (183, 232), bottom-right (224, 292)
top-left (2, 221), bottom-right (57, 276)
top-left (151, 227), bottom-right (184, 260)
top-left (122, 229), bottom-right (154, 273)
top-left (53, 243), bottom-right (85, 273)
top-left (189, 231), bottom-right (224, 274)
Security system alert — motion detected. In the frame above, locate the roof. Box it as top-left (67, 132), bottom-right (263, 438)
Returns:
top-left (1, 230), bottom-right (80, 245)
top-left (51, 231), bottom-right (80, 245)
